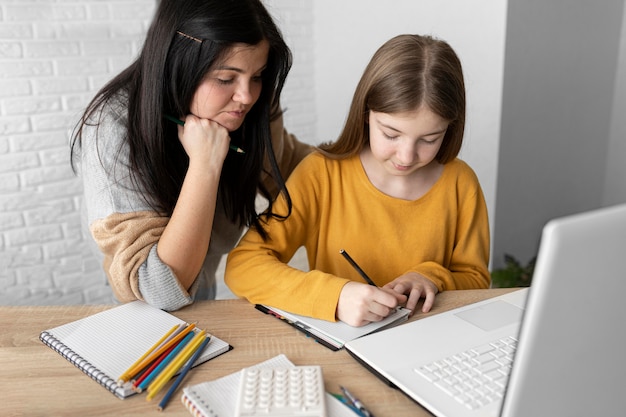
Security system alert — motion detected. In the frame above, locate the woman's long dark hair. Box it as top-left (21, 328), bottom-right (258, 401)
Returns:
top-left (70, 0), bottom-right (292, 237)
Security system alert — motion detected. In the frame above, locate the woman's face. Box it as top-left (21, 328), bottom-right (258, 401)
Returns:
top-left (189, 40), bottom-right (270, 132)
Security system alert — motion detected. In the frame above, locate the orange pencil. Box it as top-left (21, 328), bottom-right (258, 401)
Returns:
top-left (122, 323), bottom-right (196, 382)
top-left (128, 325), bottom-right (185, 386)
top-left (118, 323), bottom-right (179, 383)
top-left (132, 343), bottom-right (177, 391)
top-left (136, 331), bottom-right (195, 393)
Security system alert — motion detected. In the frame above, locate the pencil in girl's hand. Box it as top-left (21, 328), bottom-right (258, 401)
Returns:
top-left (163, 114), bottom-right (245, 154)
top-left (340, 249), bottom-right (377, 286)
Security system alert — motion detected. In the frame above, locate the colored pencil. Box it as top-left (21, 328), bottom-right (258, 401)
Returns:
top-left (136, 331), bottom-right (195, 392)
top-left (157, 335), bottom-right (211, 411)
top-left (124, 323), bottom-right (196, 381)
top-left (163, 114), bottom-right (245, 154)
top-left (146, 330), bottom-right (206, 401)
top-left (132, 344), bottom-right (174, 390)
top-left (129, 322), bottom-right (189, 385)
top-left (118, 324), bottom-right (179, 383)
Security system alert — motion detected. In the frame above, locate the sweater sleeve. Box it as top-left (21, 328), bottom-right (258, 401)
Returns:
top-left (77, 103), bottom-right (196, 311)
top-left (225, 154), bottom-right (348, 321)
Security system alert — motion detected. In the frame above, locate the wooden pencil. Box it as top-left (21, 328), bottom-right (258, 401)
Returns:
top-left (132, 343), bottom-right (176, 390)
top-left (146, 330), bottom-right (206, 401)
top-left (137, 331), bottom-right (195, 393)
top-left (157, 335), bottom-right (211, 410)
top-left (124, 323), bottom-right (196, 382)
top-left (118, 324), bottom-right (179, 383)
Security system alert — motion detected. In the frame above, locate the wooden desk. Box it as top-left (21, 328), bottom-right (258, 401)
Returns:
top-left (1, 288), bottom-right (516, 417)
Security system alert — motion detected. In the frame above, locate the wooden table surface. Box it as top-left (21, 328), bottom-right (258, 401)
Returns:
top-left (1, 288), bottom-right (517, 417)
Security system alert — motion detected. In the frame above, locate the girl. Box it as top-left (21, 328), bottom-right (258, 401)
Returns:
top-left (70, 0), bottom-right (312, 311)
top-left (225, 34), bottom-right (490, 326)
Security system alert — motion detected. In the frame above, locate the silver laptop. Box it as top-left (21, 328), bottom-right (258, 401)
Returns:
top-left (345, 203), bottom-right (626, 417)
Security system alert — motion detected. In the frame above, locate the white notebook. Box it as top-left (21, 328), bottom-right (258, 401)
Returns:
top-left (181, 354), bottom-right (356, 417)
top-left (256, 304), bottom-right (411, 350)
top-left (39, 301), bottom-right (231, 399)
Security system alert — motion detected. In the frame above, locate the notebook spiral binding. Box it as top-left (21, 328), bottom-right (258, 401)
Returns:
top-left (40, 331), bottom-right (124, 399)
top-left (181, 387), bottom-right (220, 417)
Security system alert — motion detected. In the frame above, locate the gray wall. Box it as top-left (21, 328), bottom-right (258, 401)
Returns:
top-left (312, 0), bottom-right (507, 237)
top-left (493, 0), bottom-right (626, 268)
top-left (604, 6), bottom-right (626, 206)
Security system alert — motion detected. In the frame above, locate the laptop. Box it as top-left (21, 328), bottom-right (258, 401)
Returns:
top-left (344, 203), bottom-right (626, 417)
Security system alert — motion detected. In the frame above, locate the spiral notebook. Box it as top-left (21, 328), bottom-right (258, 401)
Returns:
top-left (39, 301), bottom-right (231, 399)
top-left (181, 354), bottom-right (356, 417)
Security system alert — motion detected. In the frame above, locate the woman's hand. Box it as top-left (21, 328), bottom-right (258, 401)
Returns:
top-left (336, 281), bottom-right (407, 327)
top-left (383, 272), bottom-right (438, 315)
top-left (178, 114), bottom-right (230, 171)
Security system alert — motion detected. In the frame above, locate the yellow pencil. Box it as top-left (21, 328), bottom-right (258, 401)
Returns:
top-left (118, 324), bottom-right (179, 383)
top-left (146, 330), bottom-right (206, 401)
top-left (146, 330), bottom-right (206, 399)
top-left (123, 323), bottom-right (196, 382)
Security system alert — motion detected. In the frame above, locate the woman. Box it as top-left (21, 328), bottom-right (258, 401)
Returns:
top-left (70, 0), bottom-right (312, 311)
top-left (225, 34), bottom-right (490, 326)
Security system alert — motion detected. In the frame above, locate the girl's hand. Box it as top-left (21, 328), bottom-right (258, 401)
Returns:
top-left (178, 114), bottom-right (230, 170)
top-left (383, 272), bottom-right (438, 315)
top-left (336, 281), bottom-right (407, 327)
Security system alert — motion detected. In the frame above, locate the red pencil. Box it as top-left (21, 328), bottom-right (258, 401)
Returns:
top-left (132, 343), bottom-right (177, 391)
top-left (123, 323), bottom-right (196, 382)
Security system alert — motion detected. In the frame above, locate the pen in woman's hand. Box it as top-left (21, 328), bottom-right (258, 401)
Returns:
top-left (163, 114), bottom-right (245, 154)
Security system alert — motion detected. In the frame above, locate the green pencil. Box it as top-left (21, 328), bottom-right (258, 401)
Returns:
top-left (163, 114), bottom-right (245, 154)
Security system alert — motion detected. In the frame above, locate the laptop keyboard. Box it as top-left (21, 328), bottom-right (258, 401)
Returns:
top-left (414, 335), bottom-right (518, 410)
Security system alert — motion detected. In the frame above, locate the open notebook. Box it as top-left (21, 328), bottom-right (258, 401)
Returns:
top-left (256, 304), bottom-right (411, 350)
top-left (181, 354), bottom-right (356, 417)
top-left (39, 301), bottom-right (231, 399)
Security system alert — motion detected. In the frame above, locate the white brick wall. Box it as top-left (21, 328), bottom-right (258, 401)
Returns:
top-left (0, 0), bottom-right (315, 306)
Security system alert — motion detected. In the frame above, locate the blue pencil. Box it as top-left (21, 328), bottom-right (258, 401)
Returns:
top-left (137, 331), bottom-right (195, 392)
top-left (158, 335), bottom-right (211, 411)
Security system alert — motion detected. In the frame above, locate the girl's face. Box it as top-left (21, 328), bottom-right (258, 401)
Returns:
top-left (367, 107), bottom-right (448, 176)
top-left (189, 40), bottom-right (270, 132)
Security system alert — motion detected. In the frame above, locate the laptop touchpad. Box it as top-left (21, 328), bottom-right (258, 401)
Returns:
top-left (455, 300), bottom-right (524, 331)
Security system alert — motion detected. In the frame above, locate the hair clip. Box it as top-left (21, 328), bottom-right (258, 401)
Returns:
top-left (176, 30), bottom-right (202, 44)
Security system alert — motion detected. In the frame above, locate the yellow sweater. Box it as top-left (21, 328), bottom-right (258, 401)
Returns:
top-left (225, 152), bottom-right (490, 321)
